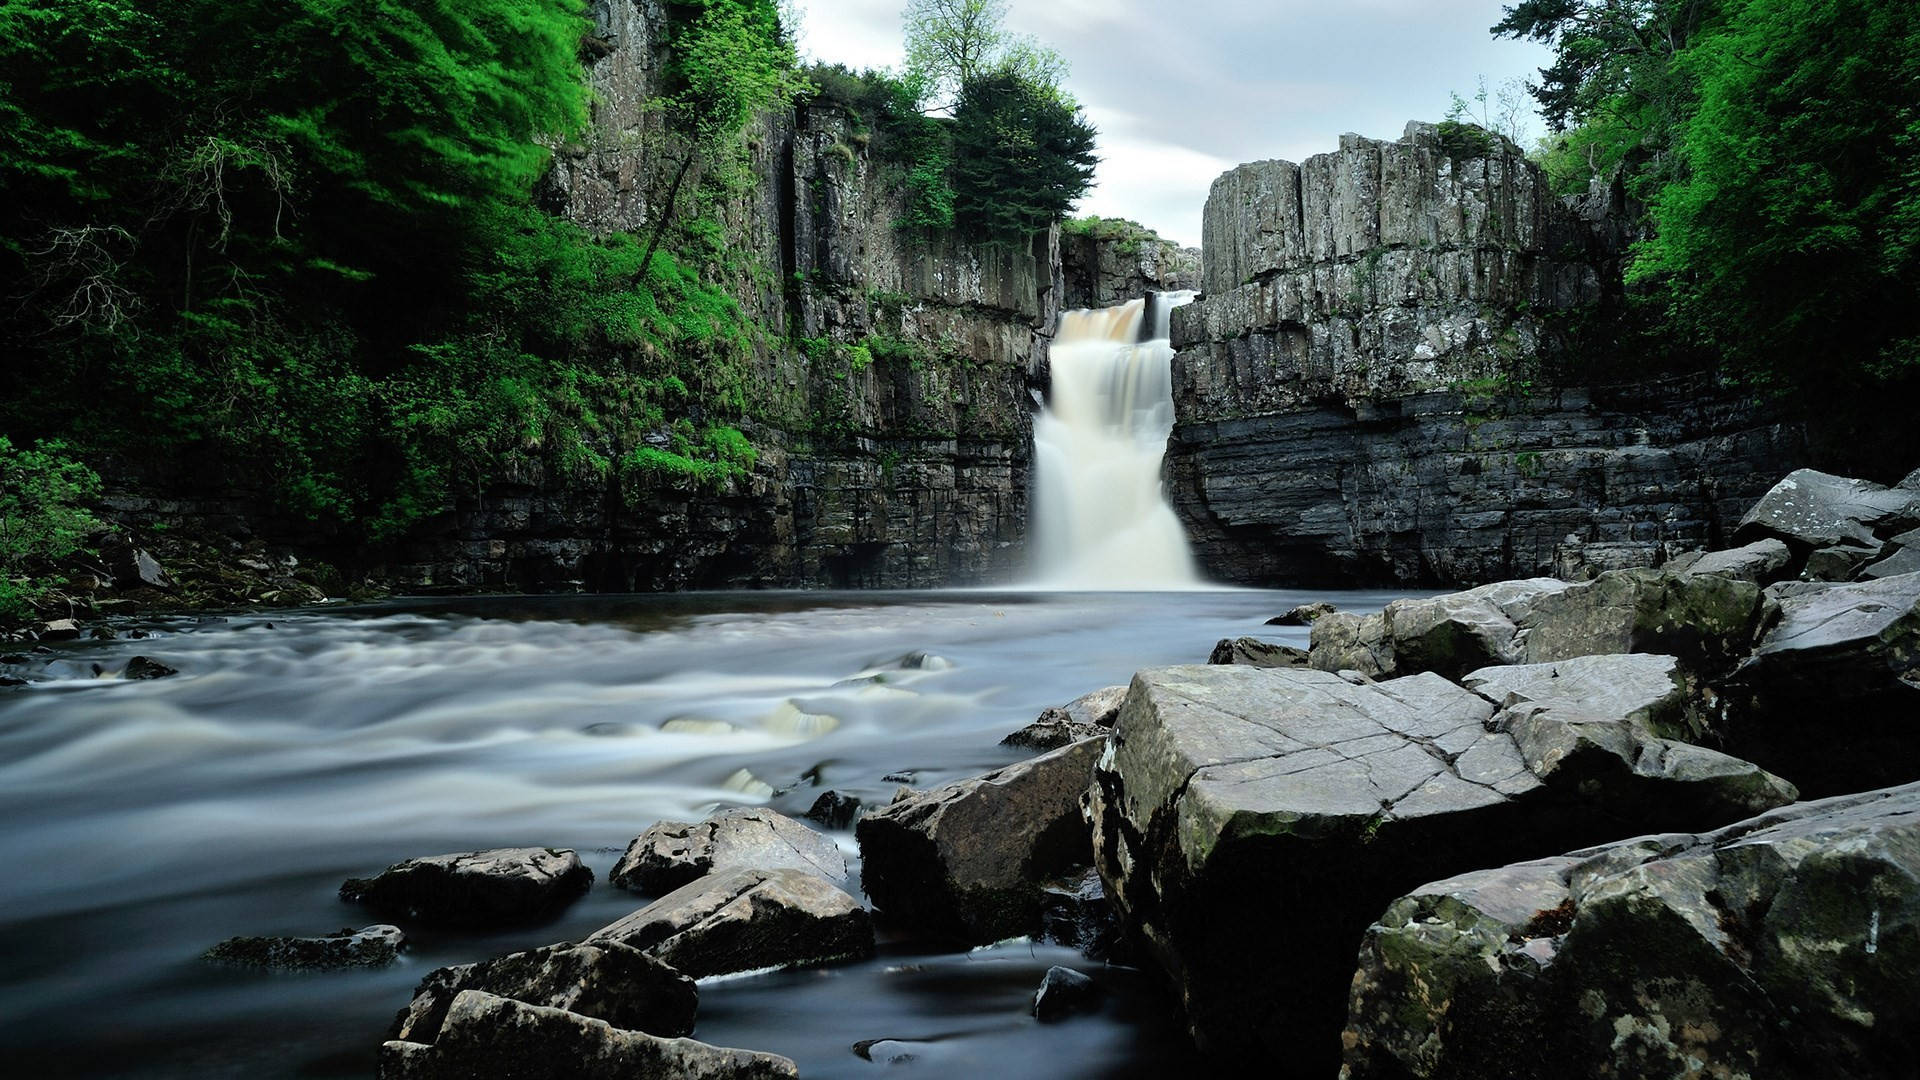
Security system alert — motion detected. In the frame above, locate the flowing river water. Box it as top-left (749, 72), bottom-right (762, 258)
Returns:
top-left (0, 588), bottom-right (1412, 1077)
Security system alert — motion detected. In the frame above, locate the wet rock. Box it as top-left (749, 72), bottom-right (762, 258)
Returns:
top-left (1344, 783), bottom-right (1920, 1080)
top-left (1734, 467), bottom-right (1920, 558)
top-left (0, 674), bottom-right (23, 688)
top-left (341, 848), bottom-right (593, 928)
top-left (804, 790), bottom-right (862, 829)
top-left (379, 990), bottom-right (796, 1080)
top-left (590, 867), bottom-right (873, 978)
top-left (1207, 637), bottom-right (1312, 668)
top-left (39, 619), bottom-right (80, 641)
top-left (852, 1038), bottom-right (925, 1065)
top-left (1665, 537), bottom-right (1794, 583)
top-left (204, 924), bottom-right (404, 971)
top-left (610, 808), bottom-right (846, 895)
top-left (1722, 572), bottom-right (1920, 794)
top-left (1032, 966), bottom-right (1101, 1022)
top-left (1087, 664), bottom-right (1795, 1070)
top-left (124, 655), bottom-right (178, 680)
top-left (103, 537), bottom-right (173, 591)
top-left (1267, 602), bottom-right (1336, 626)
top-left (1519, 566), bottom-right (1764, 674)
top-left (1004, 685), bottom-right (1128, 751)
top-left (1381, 578), bottom-right (1569, 680)
top-left (1036, 867), bottom-right (1123, 959)
top-left (858, 737), bottom-right (1104, 943)
top-left (1308, 611), bottom-right (1396, 679)
top-left (390, 940), bottom-right (695, 1045)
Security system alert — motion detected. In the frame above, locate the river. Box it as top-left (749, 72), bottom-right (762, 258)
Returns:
top-left (0, 588), bottom-right (1410, 1077)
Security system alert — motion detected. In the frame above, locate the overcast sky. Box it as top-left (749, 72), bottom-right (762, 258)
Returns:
top-left (789, 0), bottom-right (1553, 247)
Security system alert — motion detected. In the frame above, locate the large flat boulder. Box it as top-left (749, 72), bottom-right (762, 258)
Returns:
top-left (341, 848), bottom-right (592, 928)
top-left (589, 867), bottom-right (872, 978)
top-left (1519, 566), bottom-right (1764, 673)
top-left (204, 925), bottom-right (404, 971)
top-left (1666, 537), bottom-right (1794, 583)
top-left (610, 808), bottom-right (846, 895)
top-left (380, 990), bottom-right (796, 1079)
top-left (858, 737), bottom-right (1103, 942)
top-left (1344, 783), bottom-right (1920, 1080)
top-left (1087, 663), bottom-right (1795, 1073)
top-left (1734, 468), bottom-right (1920, 563)
top-left (390, 940), bottom-right (696, 1045)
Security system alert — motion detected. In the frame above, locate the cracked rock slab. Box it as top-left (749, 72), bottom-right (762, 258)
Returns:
top-left (589, 867), bottom-right (872, 978)
top-left (610, 808), bottom-right (847, 895)
top-left (390, 940), bottom-right (695, 1045)
top-left (859, 737), bottom-right (1104, 942)
top-left (341, 848), bottom-right (592, 928)
top-left (379, 990), bottom-right (796, 1080)
top-left (1344, 782), bottom-right (1920, 1080)
top-left (1087, 664), bottom-right (1796, 1073)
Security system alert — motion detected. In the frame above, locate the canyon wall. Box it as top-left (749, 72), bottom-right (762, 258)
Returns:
top-left (1168, 123), bottom-right (1809, 585)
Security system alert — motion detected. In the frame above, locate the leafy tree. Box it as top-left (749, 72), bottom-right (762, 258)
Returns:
top-left (950, 71), bottom-right (1097, 239)
top-left (0, 437), bottom-right (101, 618)
top-left (902, 0), bottom-right (1065, 111)
top-left (1627, 0), bottom-right (1920, 389)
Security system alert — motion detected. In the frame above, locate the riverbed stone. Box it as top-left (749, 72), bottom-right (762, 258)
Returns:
top-left (803, 790), bottom-right (862, 829)
top-left (1666, 537), bottom-right (1794, 583)
top-left (1518, 565), bottom-right (1764, 673)
top-left (1381, 577), bottom-right (1569, 680)
top-left (1268, 602), bottom-right (1337, 626)
top-left (1032, 966), bottom-right (1101, 1022)
top-left (390, 940), bottom-right (696, 1045)
top-left (340, 848), bottom-right (592, 928)
top-left (610, 808), bottom-right (846, 895)
top-left (858, 737), bottom-right (1104, 943)
top-left (1308, 611), bottom-right (1397, 678)
top-left (1207, 636), bottom-right (1312, 668)
top-left (1343, 782), bottom-right (1920, 1080)
top-left (1086, 663), bottom-right (1796, 1071)
top-left (589, 867), bottom-right (872, 977)
top-left (204, 924), bottom-right (404, 971)
top-left (124, 655), bottom-right (177, 680)
top-left (379, 990), bottom-right (796, 1080)
top-left (1003, 685), bottom-right (1127, 751)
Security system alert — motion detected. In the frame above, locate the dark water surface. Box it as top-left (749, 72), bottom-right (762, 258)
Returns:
top-left (0, 588), bottom-right (1406, 1078)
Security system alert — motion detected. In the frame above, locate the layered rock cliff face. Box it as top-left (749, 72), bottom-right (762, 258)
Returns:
top-left (161, 1), bottom-right (1055, 591)
top-left (1058, 220), bottom-right (1199, 310)
top-left (1168, 123), bottom-right (1807, 586)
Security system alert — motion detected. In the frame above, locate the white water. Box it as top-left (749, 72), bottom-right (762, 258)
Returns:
top-left (1031, 293), bottom-right (1200, 588)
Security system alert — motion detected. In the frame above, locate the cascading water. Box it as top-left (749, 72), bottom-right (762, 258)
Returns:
top-left (1031, 292), bottom-right (1201, 587)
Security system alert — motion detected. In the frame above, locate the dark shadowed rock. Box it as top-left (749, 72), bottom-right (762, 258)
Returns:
top-left (804, 790), bottom-right (862, 829)
top-left (1267, 602), bottom-right (1336, 626)
top-left (589, 867), bottom-right (872, 978)
top-left (379, 990), bottom-right (796, 1080)
top-left (1901, 467), bottom-right (1920, 491)
top-left (205, 924), bottom-right (403, 971)
top-left (1863, 528), bottom-right (1920, 579)
top-left (1087, 663), bottom-right (1794, 1072)
top-left (124, 655), bottom-right (178, 680)
top-left (390, 940), bottom-right (695, 1045)
top-left (1003, 685), bottom-right (1127, 750)
top-left (1036, 867), bottom-right (1123, 960)
top-left (1032, 966), bottom-right (1101, 1021)
top-left (1344, 783), bottom-right (1920, 1080)
top-left (39, 619), bottom-right (80, 641)
top-left (341, 848), bottom-right (592, 928)
top-left (610, 808), bottom-right (846, 895)
top-left (858, 737), bottom-right (1103, 942)
top-left (1208, 637), bottom-right (1312, 668)
top-left (1665, 537), bottom-right (1793, 583)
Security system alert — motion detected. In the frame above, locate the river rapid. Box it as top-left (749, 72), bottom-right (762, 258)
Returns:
top-left (0, 588), bottom-right (1407, 1078)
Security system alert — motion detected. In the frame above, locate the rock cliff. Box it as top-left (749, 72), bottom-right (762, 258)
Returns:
top-left (1168, 123), bottom-right (1808, 586)
top-left (1058, 218), bottom-right (1198, 310)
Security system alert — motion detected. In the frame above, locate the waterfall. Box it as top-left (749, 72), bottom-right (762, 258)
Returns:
top-left (1030, 292), bottom-right (1201, 588)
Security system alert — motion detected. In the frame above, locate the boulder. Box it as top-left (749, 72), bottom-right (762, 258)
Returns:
top-left (1207, 637), bottom-right (1312, 668)
top-left (39, 619), bottom-right (80, 641)
top-left (1267, 602), bottom-right (1336, 626)
top-left (1733, 468), bottom-right (1920, 565)
top-left (341, 848), bottom-right (592, 928)
top-left (610, 808), bottom-right (846, 895)
top-left (1308, 611), bottom-right (1396, 678)
top-left (103, 538), bottom-right (172, 591)
top-left (1380, 578), bottom-right (1569, 680)
top-left (858, 737), bottom-right (1103, 942)
top-left (1721, 572), bottom-right (1920, 794)
top-left (1519, 566), bottom-right (1764, 673)
top-left (589, 867), bottom-right (872, 978)
top-left (1344, 783), bottom-right (1920, 1080)
top-left (1003, 685), bottom-right (1127, 751)
top-left (1032, 966), bottom-right (1101, 1022)
top-left (204, 924), bottom-right (404, 971)
top-left (803, 790), bottom-right (862, 829)
top-left (1087, 664), bottom-right (1795, 1071)
top-left (1863, 528), bottom-right (1920, 579)
top-left (124, 655), bottom-right (177, 680)
top-left (1665, 537), bottom-right (1794, 583)
top-left (390, 940), bottom-right (696, 1045)
top-left (380, 990), bottom-right (796, 1080)
top-left (1035, 867), bottom-right (1123, 960)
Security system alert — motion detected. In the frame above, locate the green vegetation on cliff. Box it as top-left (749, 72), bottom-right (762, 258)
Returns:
top-left (1499, 0), bottom-right (1919, 405)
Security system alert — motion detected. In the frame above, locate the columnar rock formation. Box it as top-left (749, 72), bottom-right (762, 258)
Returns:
top-left (1167, 123), bottom-right (1808, 586)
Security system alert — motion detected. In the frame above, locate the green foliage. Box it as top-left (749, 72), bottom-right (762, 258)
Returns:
top-left (0, 437), bottom-right (101, 618)
top-left (1627, 0), bottom-right (1920, 390)
top-left (950, 71), bottom-right (1098, 240)
top-left (902, 0), bottom-right (1065, 111)
top-left (1061, 216), bottom-right (1168, 257)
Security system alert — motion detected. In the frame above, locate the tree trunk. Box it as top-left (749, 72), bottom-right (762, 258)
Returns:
top-left (639, 150), bottom-right (697, 279)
